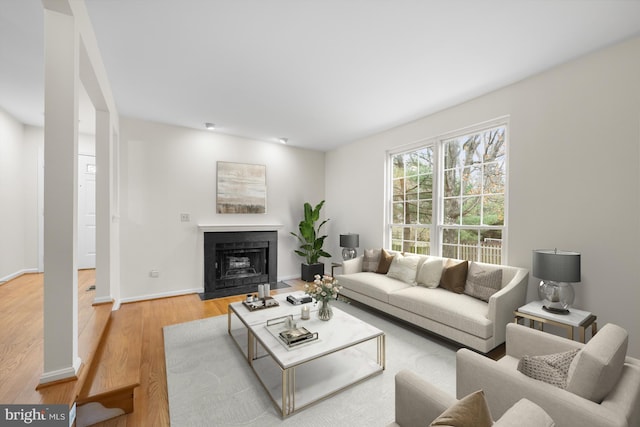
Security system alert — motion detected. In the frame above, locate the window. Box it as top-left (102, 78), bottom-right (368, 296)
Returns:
top-left (388, 122), bottom-right (507, 264)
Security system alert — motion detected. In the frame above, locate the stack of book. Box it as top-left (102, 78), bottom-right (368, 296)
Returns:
top-left (286, 293), bottom-right (313, 305)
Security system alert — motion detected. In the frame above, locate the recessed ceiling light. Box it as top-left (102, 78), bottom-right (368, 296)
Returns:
top-left (205, 122), bottom-right (215, 130)
top-left (278, 137), bottom-right (288, 144)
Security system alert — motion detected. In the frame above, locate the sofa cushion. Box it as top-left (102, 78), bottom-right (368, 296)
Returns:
top-left (375, 249), bottom-right (395, 274)
top-left (338, 272), bottom-right (412, 303)
top-left (386, 253), bottom-right (420, 284)
top-left (430, 390), bottom-right (493, 427)
top-left (464, 262), bottom-right (503, 302)
top-left (389, 286), bottom-right (492, 339)
top-left (494, 398), bottom-right (555, 426)
top-left (416, 258), bottom-right (444, 288)
top-left (439, 259), bottom-right (468, 294)
top-left (362, 248), bottom-right (381, 272)
top-left (566, 323), bottom-right (628, 403)
top-left (517, 349), bottom-right (580, 389)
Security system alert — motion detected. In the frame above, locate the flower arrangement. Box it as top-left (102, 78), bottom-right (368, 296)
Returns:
top-left (304, 274), bottom-right (341, 302)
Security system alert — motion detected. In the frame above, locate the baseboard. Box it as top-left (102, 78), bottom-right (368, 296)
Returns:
top-left (0, 268), bottom-right (39, 284)
top-left (119, 287), bottom-right (203, 304)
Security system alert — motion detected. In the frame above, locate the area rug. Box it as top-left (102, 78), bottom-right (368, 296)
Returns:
top-left (164, 299), bottom-right (458, 426)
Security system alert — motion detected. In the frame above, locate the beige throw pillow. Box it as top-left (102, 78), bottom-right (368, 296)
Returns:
top-left (517, 349), bottom-right (580, 389)
top-left (416, 258), bottom-right (444, 288)
top-left (439, 259), bottom-right (468, 294)
top-left (464, 262), bottom-right (503, 302)
top-left (362, 248), bottom-right (381, 272)
top-left (386, 253), bottom-right (420, 284)
top-left (430, 390), bottom-right (493, 427)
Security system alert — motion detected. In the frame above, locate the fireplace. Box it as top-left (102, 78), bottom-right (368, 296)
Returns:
top-left (203, 230), bottom-right (277, 298)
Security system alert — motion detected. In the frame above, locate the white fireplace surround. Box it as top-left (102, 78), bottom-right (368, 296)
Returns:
top-left (197, 224), bottom-right (284, 233)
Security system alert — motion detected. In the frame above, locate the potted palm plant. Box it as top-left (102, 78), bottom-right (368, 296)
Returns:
top-left (291, 200), bottom-right (332, 282)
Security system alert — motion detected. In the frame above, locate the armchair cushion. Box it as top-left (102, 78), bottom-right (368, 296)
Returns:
top-left (517, 348), bottom-right (580, 389)
top-left (566, 323), bottom-right (628, 403)
top-left (429, 390), bottom-right (493, 427)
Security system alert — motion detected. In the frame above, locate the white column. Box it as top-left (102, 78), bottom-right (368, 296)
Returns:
top-left (40, 6), bottom-right (81, 385)
top-left (94, 110), bottom-right (113, 304)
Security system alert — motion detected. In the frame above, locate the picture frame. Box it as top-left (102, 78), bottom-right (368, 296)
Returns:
top-left (216, 161), bottom-right (266, 214)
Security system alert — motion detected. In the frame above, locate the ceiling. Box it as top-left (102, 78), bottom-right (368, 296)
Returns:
top-left (1, 1), bottom-right (640, 151)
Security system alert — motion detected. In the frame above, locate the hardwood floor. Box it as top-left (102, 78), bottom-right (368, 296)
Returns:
top-left (1, 272), bottom-right (500, 426)
top-left (0, 271), bottom-right (303, 426)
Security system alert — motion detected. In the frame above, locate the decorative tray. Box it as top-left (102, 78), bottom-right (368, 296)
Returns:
top-left (265, 315), bottom-right (319, 349)
top-left (242, 296), bottom-right (279, 311)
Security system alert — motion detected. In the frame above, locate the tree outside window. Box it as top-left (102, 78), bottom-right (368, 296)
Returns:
top-left (389, 123), bottom-right (506, 264)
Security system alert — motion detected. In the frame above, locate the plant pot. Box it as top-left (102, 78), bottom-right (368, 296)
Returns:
top-left (301, 263), bottom-right (324, 282)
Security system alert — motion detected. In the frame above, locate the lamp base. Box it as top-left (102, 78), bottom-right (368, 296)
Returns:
top-left (342, 247), bottom-right (357, 261)
top-left (542, 305), bottom-right (570, 315)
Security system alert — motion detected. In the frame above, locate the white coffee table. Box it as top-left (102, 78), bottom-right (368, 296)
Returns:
top-left (228, 293), bottom-right (385, 417)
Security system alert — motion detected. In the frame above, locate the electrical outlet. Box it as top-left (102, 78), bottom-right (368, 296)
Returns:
top-left (180, 213), bottom-right (191, 222)
top-left (150, 270), bottom-right (159, 278)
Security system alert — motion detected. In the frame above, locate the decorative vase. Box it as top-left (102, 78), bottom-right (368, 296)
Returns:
top-left (317, 299), bottom-right (333, 321)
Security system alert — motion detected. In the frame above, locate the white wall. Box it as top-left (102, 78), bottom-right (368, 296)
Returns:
top-left (0, 108), bottom-right (27, 281)
top-left (118, 117), bottom-right (326, 301)
top-left (326, 36), bottom-right (640, 357)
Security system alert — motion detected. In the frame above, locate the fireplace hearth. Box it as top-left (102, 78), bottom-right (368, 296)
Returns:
top-left (203, 230), bottom-right (277, 299)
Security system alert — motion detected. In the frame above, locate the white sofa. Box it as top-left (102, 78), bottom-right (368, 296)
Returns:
top-left (336, 252), bottom-right (529, 353)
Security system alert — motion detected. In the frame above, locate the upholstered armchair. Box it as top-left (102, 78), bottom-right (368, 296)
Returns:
top-left (457, 323), bottom-right (640, 427)
top-left (388, 370), bottom-right (554, 427)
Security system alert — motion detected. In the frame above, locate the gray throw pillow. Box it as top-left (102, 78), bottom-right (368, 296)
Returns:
top-left (362, 248), bottom-right (381, 272)
top-left (517, 349), bottom-right (580, 389)
top-left (464, 262), bottom-right (503, 302)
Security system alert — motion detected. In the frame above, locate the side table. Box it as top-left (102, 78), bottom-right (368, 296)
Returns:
top-left (514, 300), bottom-right (597, 343)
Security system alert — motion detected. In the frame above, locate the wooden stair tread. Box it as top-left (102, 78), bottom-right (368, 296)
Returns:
top-left (78, 304), bottom-right (143, 404)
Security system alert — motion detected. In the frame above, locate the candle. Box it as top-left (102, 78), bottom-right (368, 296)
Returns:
top-left (301, 305), bottom-right (310, 320)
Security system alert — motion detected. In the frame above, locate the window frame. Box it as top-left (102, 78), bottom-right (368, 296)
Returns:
top-left (385, 117), bottom-right (509, 265)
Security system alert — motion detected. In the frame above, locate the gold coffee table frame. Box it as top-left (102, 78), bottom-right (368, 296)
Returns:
top-left (228, 295), bottom-right (385, 417)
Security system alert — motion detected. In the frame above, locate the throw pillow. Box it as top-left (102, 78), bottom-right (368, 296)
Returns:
top-left (464, 262), bottom-right (503, 302)
top-left (386, 253), bottom-right (420, 284)
top-left (416, 258), bottom-right (444, 288)
top-left (517, 349), bottom-right (580, 389)
top-left (494, 398), bottom-right (555, 427)
top-left (430, 390), bottom-right (493, 427)
top-left (566, 323), bottom-right (628, 403)
top-left (439, 259), bottom-right (468, 294)
top-left (375, 249), bottom-right (395, 274)
top-left (362, 248), bottom-right (381, 272)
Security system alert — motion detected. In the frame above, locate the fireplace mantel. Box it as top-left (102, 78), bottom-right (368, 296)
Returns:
top-left (197, 224), bottom-right (284, 232)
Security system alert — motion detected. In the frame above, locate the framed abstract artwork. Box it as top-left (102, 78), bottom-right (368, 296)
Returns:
top-left (216, 161), bottom-right (266, 214)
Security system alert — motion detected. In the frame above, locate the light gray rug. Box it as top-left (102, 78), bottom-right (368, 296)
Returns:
top-left (164, 300), bottom-right (458, 426)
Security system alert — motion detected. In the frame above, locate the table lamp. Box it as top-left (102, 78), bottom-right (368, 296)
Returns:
top-left (532, 249), bottom-right (581, 315)
top-left (340, 234), bottom-right (359, 261)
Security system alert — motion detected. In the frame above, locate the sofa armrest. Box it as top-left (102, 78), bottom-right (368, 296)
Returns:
top-left (456, 349), bottom-right (628, 427)
top-left (393, 370), bottom-right (456, 427)
top-left (505, 323), bottom-right (583, 358)
top-left (340, 255), bottom-right (363, 274)
top-left (486, 268), bottom-right (528, 346)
